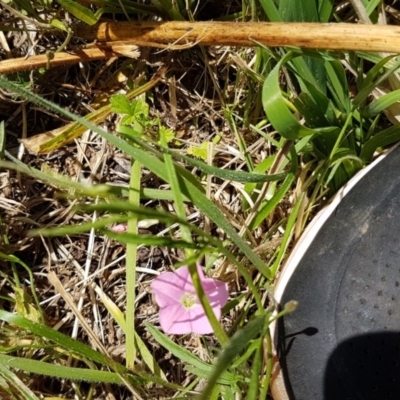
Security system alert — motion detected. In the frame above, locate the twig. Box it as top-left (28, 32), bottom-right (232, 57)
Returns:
top-left (0, 43), bottom-right (139, 74)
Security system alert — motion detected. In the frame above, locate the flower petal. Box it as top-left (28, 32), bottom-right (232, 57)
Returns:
top-left (150, 271), bottom-right (186, 307)
top-left (152, 264), bottom-right (229, 335)
top-left (159, 304), bottom-right (194, 334)
top-left (110, 223), bottom-right (127, 232)
top-left (187, 305), bottom-right (221, 334)
top-left (159, 303), bottom-right (220, 335)
top-left (201, 278), bottom-right (229, 308)
top-left (174, 265), bottom-right (200, 293)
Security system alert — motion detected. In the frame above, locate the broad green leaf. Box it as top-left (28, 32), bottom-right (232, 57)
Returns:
top-left (263, 56), bottom-right (324, 140)
top-left (279, 0), bottom-right (327, 94)
top-left (57, 0), bottom-right (98, 25)
top-left (293, 91), bottom-right (336, 128)
top-left (187, 141), bottom-right (211, 160)
top-left (279, 0), bottom-right (318, 21)
top-left (159, 125), bottom-right (175, 143)
top-left (258, 0), bottom-right (282, 21)
top-left (110, 94), bottom-right (132, 115)
top-left (117, 124), bottom-right (142, 137)
top-left (318, 0), bottom-right (334, 22)
top-left (365, 0), bottom-right (382, 15)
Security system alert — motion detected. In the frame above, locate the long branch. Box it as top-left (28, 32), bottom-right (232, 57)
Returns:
top-left (3, 22), bottom-right (400, 74)
top-left (75, 21), bottom-right (400, 53)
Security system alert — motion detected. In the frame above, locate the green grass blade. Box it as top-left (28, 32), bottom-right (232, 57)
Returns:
top-left (263, 56), bottom-right (325, 139)
top-left (362, 89), bottom-right (400, 118)
top-left (0, 120), bottom-right (5, 160)
top-left (131, 137), bottom-right (287, 183)
top-left (56, 0), bottom-right (98, 24)
top-left (0, 310), bottom-right (118, 366)
top-left (0, 354), bottom-right (125, 384)
top-left (199, 314), bottom-right (267, 400)
top-left (126, 160), bottom-right (141, 369)
top-left (257, 0), bottom-right (282, 21)
top-left (105, 231), bottom-right (203, 248)
top-left (0, 362), bottom-right (40, 400)
top-left (269, 193), bottom-right (305, 278)
top-left (318, 0), bottom-right (333, 22)
top-left (246, 337), bottom-right (263, 400)
top-left (361, 125), bottom-right (400, 161)
top-left (249, 172), bottom-right (295, 230)
top-left (325, 59), bottom-right (351, 113)
top-left (146, 324), bottom-right (240, 385)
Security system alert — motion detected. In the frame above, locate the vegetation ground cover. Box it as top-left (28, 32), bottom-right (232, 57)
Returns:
top-left (1, 0), bottom-right (400, 399)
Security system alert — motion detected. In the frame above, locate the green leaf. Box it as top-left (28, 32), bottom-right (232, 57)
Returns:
top-left (353, 55), bottom-right (400, 107)
top-left (146, 324), bottom-right (240, 385)
top-left (0, 310), bottom-right (118, 367)
top-left (263, 55), bottom-right (325, 140)
top-left (269, 193), bottom-right (305, 277)
top-left (110, 94), bottom-right (132, 115)
top-left (249, 172), bottom-right (295, 230)
top-left (200, 314), bottom-right (268, 400)
top-left (131, 99), bottom-right (149, 117)
top-left (0, 362), bottom-right (40, 400)
top-left (360, 125), bottom-right (400, 161)
top-left (0, 310), bottom-right (183, 390)
top-left (117, 124), bottom-right (142, 137)
top-left (57, 0), bottom-right (98, 25)
top-left (325, 59), bottom-right (350, 113)
top-left (362, 88), bottom-right (400, 119)
top-left (50, 18), bottom-right (69, 32)
top-left (132, 137), bottom-right (288, 183)
top-left (0, 354), bottom-right (125, 384)
top-left (187, 141), bottom-right (211, 160)
top-left (159, 125), bottom-right (175, 144)
top-left (0, 120), bottom-right (5, 160)
top-left (105, 231), bottom-right (202, 248)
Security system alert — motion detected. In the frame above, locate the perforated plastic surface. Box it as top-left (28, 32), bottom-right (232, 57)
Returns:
top-left (277, 148), bottom-right (400, 400)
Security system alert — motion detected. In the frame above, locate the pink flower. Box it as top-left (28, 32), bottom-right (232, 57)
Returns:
top-left (150, 264), bottom-right (229, 335)
top-left (110, 224), bottom-right (127, 233)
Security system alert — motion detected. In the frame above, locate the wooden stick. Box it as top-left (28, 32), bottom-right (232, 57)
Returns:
top-left (0, 43), bottom-right (139, 74)
top-left (75, 21), bottom-right (400, 53)
top-left (3, 22), bottom-right (400, 75)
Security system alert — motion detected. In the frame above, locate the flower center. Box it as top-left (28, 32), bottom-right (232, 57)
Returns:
top-left (181, 292), bottom-right (197, 309)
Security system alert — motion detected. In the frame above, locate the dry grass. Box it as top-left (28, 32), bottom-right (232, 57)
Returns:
top-left (0, 6), bottom-right (288, 397)
top-left (2, 1), bottom-right (400, 398)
